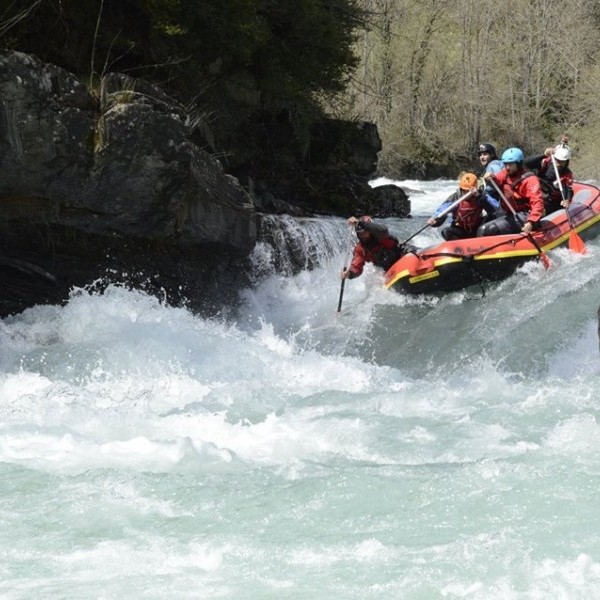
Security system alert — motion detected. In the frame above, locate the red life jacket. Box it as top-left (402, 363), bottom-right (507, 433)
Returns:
top-left (349, 236), bottom-right (403, 276)
top-left (454, 196), bottom-right (484, 232)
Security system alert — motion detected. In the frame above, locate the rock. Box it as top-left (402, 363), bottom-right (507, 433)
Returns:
top-left (0, 50), bottom-right (405, 315)
top-left (308, 119), bottom-right (382, 176)
top-left (0, 50), bottom-right (256, 316)
top-left (364, 184), bottom-right (411, 218)
top-left (248, 179), bottom-right (306, 216)
top-left (230, 114), bottom-right (385, 218)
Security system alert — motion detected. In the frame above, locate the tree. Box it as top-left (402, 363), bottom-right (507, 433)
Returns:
top-left (0, 0), bottom-right (364, 104)
top-left (343, 0), bottom-right (600, 177)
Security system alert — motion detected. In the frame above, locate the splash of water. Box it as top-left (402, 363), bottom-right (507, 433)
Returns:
top-left (2, 178), bottom-right (600, 599)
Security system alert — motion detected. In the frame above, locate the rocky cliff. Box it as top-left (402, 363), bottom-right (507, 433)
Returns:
top-left (0, 51), bottom-right (409, 316)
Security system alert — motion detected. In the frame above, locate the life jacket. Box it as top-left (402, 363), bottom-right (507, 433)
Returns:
top-left (495, 167), bottom-right (545, 223)
top-left (362, 236), bottom-right (404, 271)
top-left (537, 157), bottom-right (574, 205)
top-left (503, 171), bottom-right (535, 212)
top-left (537, 158), bottom-right (560, 201)
top-left (454, 196), bottom-right (484, 232)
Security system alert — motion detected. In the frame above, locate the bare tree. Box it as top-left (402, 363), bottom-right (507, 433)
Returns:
top-left (336, 0), bottom-right (600, 177)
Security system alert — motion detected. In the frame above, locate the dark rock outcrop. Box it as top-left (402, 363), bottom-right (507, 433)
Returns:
top-left (0, 51), bottom-right (256, 316)
top-left (360, 184), bottom-right (411, 218)
top-left (308, 119), bottom-right (381, 176)
top-left (0, 51), bottom-right (408, 316)
top-left (243, 116), bottom-right (409, 218)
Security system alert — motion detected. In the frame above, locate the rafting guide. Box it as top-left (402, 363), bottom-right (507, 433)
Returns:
top-left (340, 216), bottom-right (413, 282)
top-left (525, 141), bottom-right (574, 215)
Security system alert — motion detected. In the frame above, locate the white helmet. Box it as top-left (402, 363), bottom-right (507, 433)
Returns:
top-left (554, 144), bottom-right (572, 161)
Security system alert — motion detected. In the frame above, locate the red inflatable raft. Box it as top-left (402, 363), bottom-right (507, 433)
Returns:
top-left (384, 181), bottom-right (600, 295)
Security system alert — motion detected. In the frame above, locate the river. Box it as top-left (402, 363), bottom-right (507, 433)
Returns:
top-left (1, 178), bottom-right (599, 598)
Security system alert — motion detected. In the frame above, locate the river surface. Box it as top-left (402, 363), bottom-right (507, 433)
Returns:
top-left (1, 179), bottom-right (599, 599)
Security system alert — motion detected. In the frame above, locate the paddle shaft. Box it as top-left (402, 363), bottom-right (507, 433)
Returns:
top-left (401, 189), bottom-right (475, 246)
top-left (550, 153), bottom-right (566, 200)
top-left (337, 278), bottom-right (346, 313)
top-left (336, 226), bottom-right (355, 314)
top-left (550, 153), bottom-right (586, 254)
top-left (550, 153), bottom-right (574, 228)
top-left (400, 222), bottom-right (430, 246)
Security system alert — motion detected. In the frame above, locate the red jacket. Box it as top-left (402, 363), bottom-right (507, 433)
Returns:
top-left (494, 168), bottom-right (545, 223)
top-left (348, 236), bottom-right (401, 278)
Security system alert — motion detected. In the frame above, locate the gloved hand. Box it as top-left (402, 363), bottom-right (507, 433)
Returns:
top-left (521, 221), bottom-right (533, 234)
top-left (399, 243), bottom-right (417, 256)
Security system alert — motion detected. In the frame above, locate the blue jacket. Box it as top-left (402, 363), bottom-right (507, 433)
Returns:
top-left (485, 159), bottom-right (504, 176)
top-left (484, 159), bottom-right (504, 199)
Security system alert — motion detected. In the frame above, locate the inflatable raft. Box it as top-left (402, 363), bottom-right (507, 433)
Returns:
top-left (384, 181), bottom-right (600, 295)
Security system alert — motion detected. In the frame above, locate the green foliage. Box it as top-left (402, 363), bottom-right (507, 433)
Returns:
top-left (0, 0), bottom-right (362, 104)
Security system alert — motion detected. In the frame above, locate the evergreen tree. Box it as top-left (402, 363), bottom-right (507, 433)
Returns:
top-left (0, 0), bottom-right (363, 104)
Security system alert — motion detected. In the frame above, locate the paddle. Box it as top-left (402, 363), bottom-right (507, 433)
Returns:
top-left (550, 152), bottom-right (586, 254)
top-left (337, 273), bottom-right (346, 313)
top-left (337, 225), bottom-right (355, 314)
top-left (488, 178), bottom-right (551, 269)
top-left (400, 189), bottom-right (476, 246)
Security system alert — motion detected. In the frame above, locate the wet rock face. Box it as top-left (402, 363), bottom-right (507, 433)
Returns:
top-left (0, 51), bottom-right (256, 316)
top-left (0, 51), bottom-right (399, 316)
top-left (91, 72), bottom-right (257, 248)
top-left (0, 51), bottom-right (95, 202)
top-left (308, 119), bottom-right (382, 176)
top-left (0, 52), bottom-right (256, 249)
top-left (362, 184), bottom-right (410, 218)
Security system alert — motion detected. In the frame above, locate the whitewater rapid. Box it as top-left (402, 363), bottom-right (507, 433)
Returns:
top-left (1, 179), bottom-right (600, 599)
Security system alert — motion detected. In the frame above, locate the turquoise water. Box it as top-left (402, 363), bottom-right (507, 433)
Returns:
top-left (1, 181), bottom-right (600, 598)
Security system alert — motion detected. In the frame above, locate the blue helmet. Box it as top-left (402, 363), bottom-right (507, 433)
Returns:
top-left (501, 147), bottom-right (524, 163)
